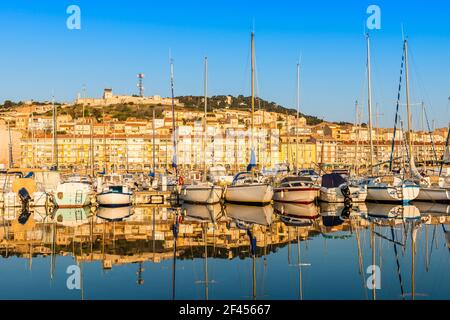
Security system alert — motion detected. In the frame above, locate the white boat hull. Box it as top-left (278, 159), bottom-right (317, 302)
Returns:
top-left (97, 192), bottom-right (133, 207)
top-left (180, 185), bottom-right (223, 204)
top-left (273, 187), bottom-right (319, 203)
top-left (416, 187), bottom-right (450, 202)
top-left (367, 185), bottom-right (420, 203)
top-left (225, 184), bottom-right (273, 205)
top-left (319, 186), bottom-right (367, 203)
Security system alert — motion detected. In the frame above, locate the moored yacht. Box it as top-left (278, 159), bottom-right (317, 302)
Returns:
top-left (225, 172), bottom-right (273, 205)
top-left (180, 182), bottom-right (223, 204)
top-left (96, 174), bottom-right (133, 207)
top-left (273, 176), bottom-right (319, 203)
top-left (366, 176), bottom-right (420, 203)
top-left (415, 175), bottom-right (450, 203)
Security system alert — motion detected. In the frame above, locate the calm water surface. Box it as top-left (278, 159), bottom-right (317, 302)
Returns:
top-left (0, 201), bottom-right (448, 300)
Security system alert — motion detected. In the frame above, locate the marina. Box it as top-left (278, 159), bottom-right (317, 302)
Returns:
top-left (0, 0), bottom-right (449, 304)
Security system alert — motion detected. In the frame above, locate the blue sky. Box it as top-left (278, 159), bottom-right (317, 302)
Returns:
top-left (0, 0), bottom-right (449, 127)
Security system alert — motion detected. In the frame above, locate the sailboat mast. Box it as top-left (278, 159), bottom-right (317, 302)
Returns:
top-left (295, 62), bottom-right (300, 172)
top-left (7, 120), bottom-right (13, 169)
top-left (52, 95), bottom-right (58, 170)
top-left (366, 33), bottom-right (375, 175)
top-left (90, 121), bottom-right (94, 176)
top-left (404, 40), bottom-right (414, 162)
top-left (203, 57), bottom-right (208, 179)
top-left (152, 108), bottom-right (156, 173)
top-left (251, 32), bottom-right (255, 157)
top-left (170, 59), bottom-right (178, 176)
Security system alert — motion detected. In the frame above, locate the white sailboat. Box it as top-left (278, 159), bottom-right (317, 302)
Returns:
top-left (416, 126), bottom-right (450, 202)
top-left (180, 57), bottom-right (223, 204)
top-left (224, 32), bottom-right (274, 205)
top-left (365, 35), bottom-right (420, 203)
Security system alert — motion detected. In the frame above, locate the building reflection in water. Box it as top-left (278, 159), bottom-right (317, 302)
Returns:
top-left (0, 201), bottom-right (448, 300)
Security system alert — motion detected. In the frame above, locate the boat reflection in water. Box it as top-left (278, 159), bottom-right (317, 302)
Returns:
top-left (54, 207), bottom-right (90, 227)
top-left (320, 202), bottom-right (367, 218)
top-left (181, 203), bottom-right (223, 223)
top-left (225, 203), bottom-right (273, 227)
top-left (366, 203), bottom-right (421, 221)
top-left (96, 205), bottom-right (134, 222)
top-left (273, 202), bottom-right (319, 227)
top-left (1, 197), bottom-right (450, 300)
top-left (411, 202), bottom-right (450, 216)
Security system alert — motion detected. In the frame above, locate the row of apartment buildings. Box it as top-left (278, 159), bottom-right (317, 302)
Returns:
top-left (16, 123), bottom-right (448, 173)
top-left (1, 101), bottom-right (448, 172)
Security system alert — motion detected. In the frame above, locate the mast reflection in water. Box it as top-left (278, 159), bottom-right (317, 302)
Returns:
top-left (0, 202), bottom-right (448, 300)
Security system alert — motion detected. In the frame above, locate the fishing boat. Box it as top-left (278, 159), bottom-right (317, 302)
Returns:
top-left (319, 173), bottom-right (367, 203)
top-left (273, 176), bottom-right (319, 203)
top-left (53, 175), bottom-right (93, 208)
top-left (96, 174), bottom-right (133, 207)
top-left (180, 57), bottom-right (224, 204)
top-left (224, 32), bottom-right (274, 205)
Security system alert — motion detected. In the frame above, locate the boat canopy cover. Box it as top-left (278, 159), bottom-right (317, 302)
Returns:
top-left (321, 173), bottom-right (347, 188)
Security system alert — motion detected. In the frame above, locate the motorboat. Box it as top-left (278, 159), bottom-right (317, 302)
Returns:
top-left (96, 174), bottom-right (133, 207)
top-left (273, 176), bottom-right (319, 203)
